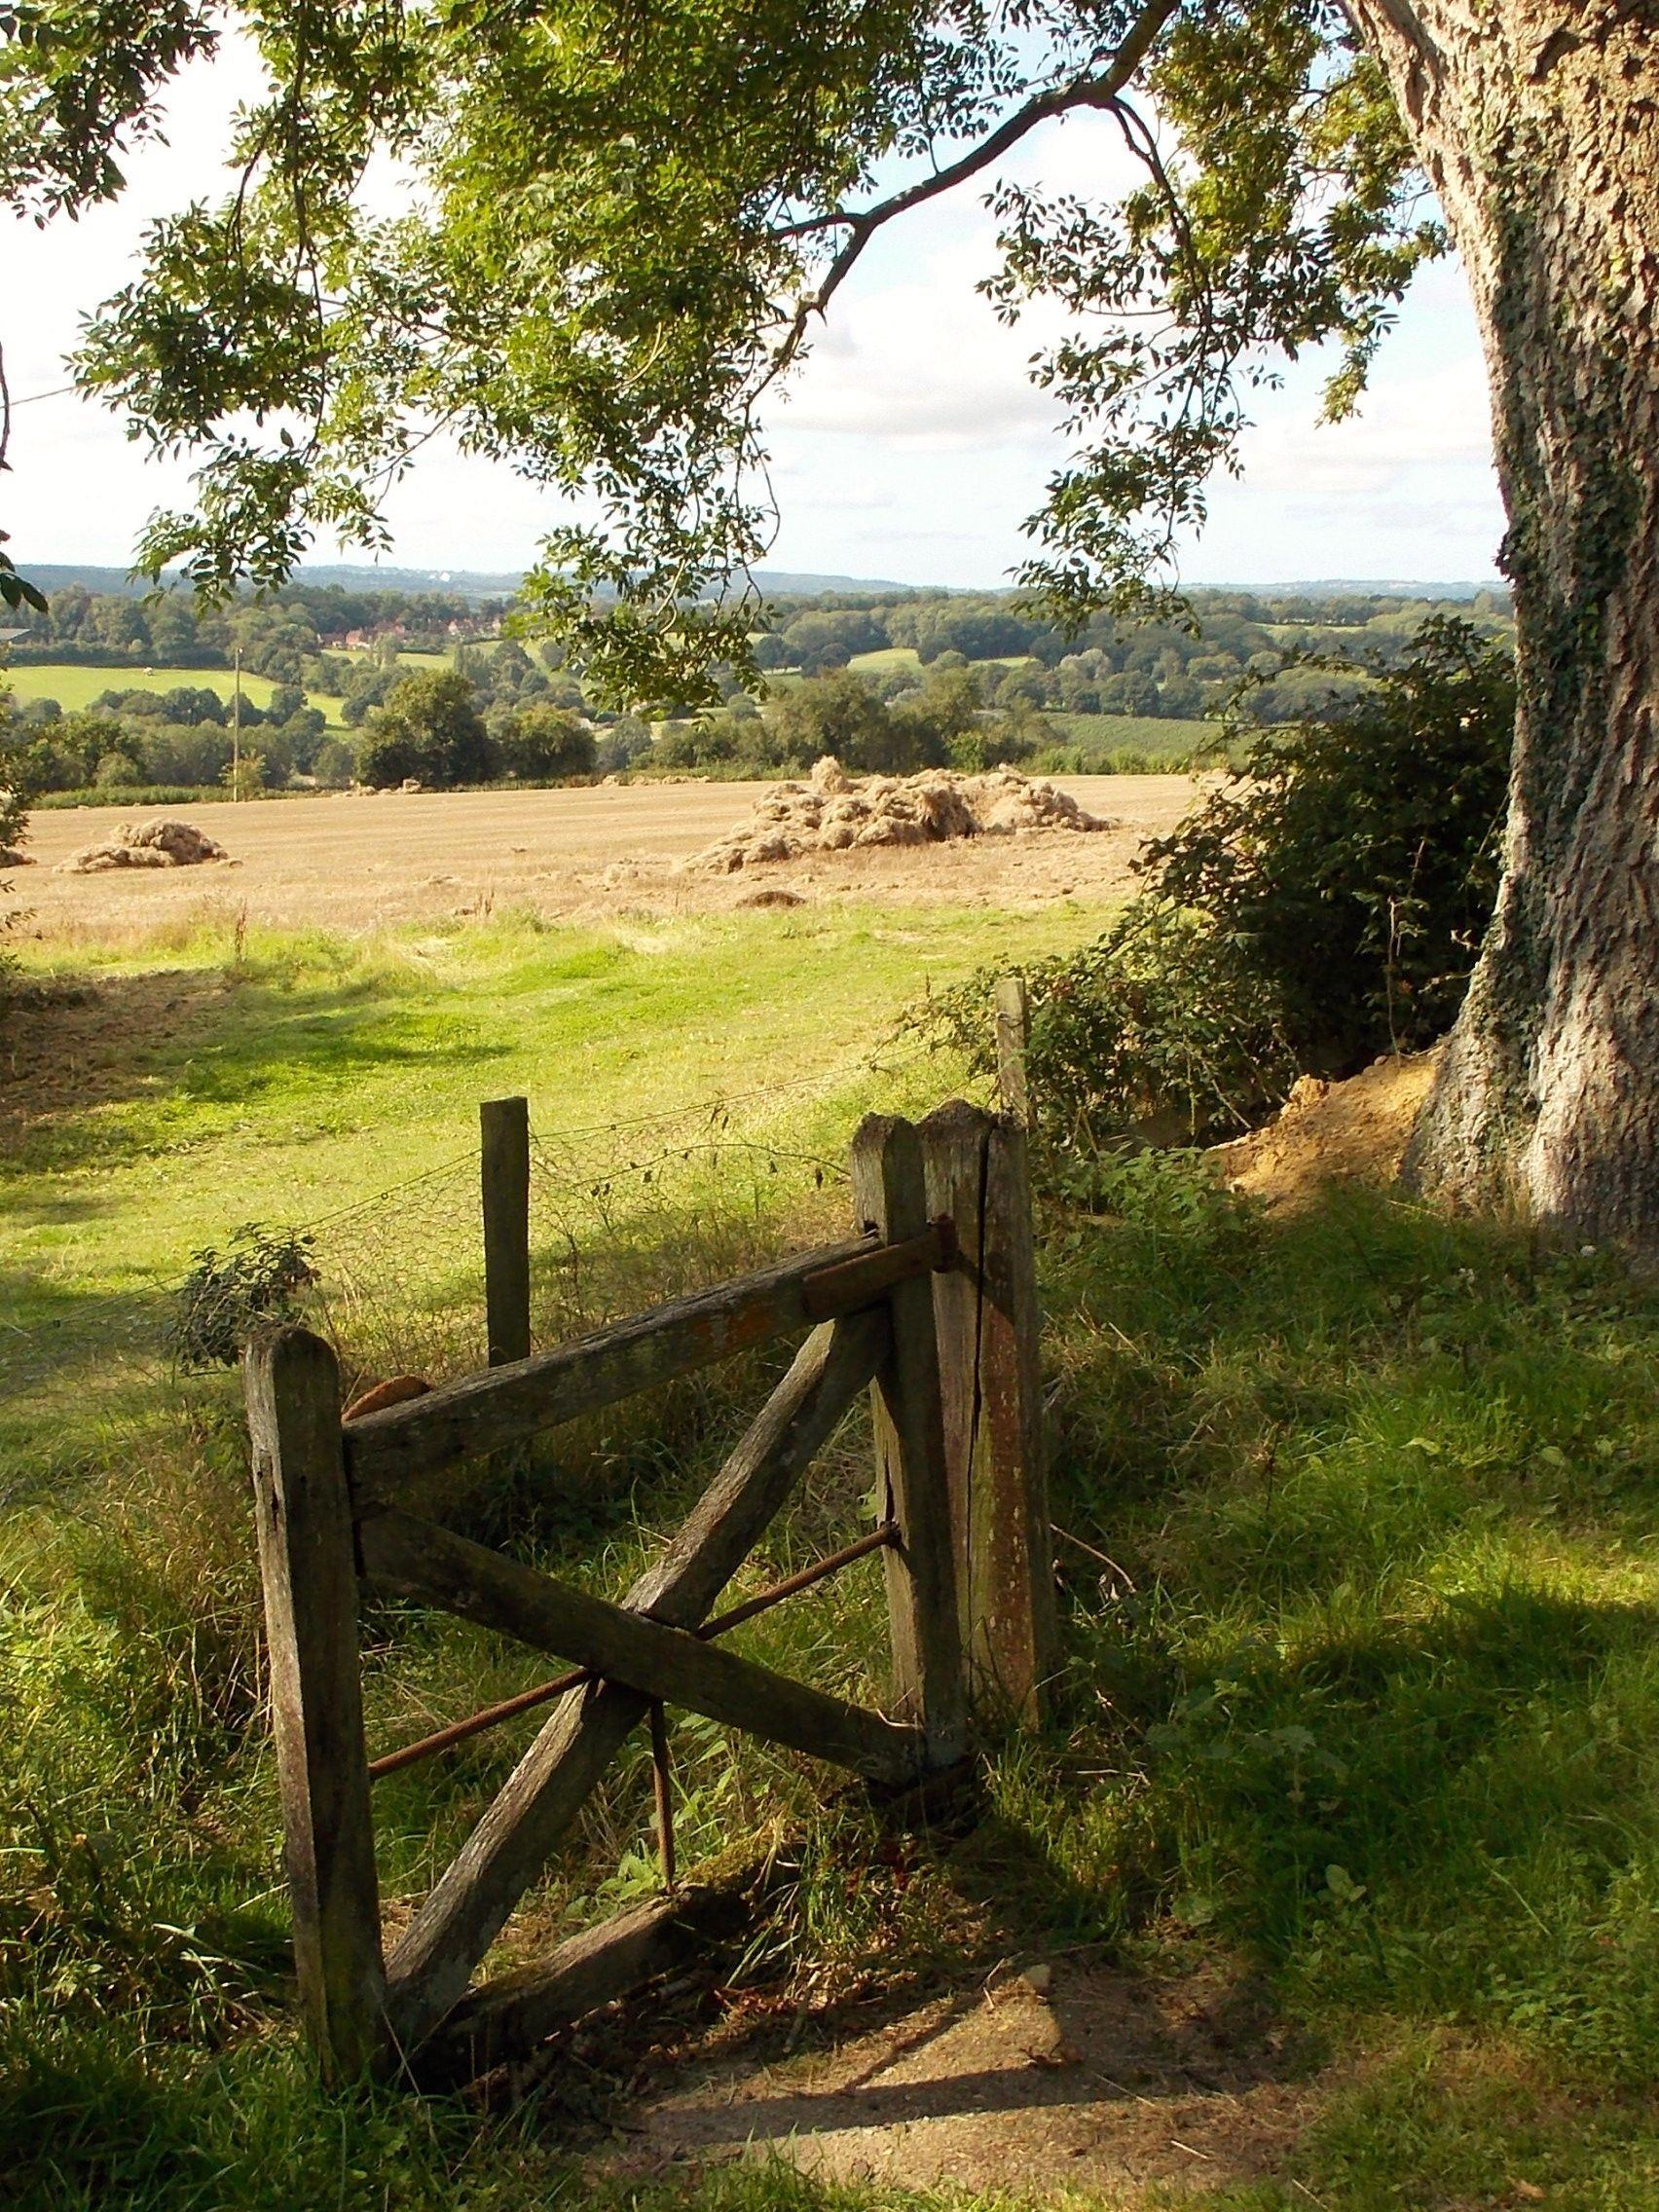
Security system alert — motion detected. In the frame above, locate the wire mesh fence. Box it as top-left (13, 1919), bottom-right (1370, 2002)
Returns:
top-left (2, 1035), bottom-right (950, 1492)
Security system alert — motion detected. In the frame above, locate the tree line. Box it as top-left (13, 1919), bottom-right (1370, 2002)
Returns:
top-left (4, 582), bottom-right (506, 674)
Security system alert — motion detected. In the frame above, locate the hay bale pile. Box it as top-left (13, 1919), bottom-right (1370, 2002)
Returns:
top-left (690, 756), bottom-right (1110, 872)
top-left (60, 819), bottom-right (230, 874)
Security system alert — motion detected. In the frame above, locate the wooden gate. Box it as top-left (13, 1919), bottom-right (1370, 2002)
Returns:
top-left (244, 1104), bottom-right (1052, 2085)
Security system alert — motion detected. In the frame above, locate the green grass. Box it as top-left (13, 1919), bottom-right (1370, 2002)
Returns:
top-left (845, 646), bottom-right (925, 675)
top-left (1039, 712), bottom-right (1223, 759)
top-left (5, 662), bottom-right (293, 716)
top-left (5, 660), bottom-right (353, 746)
top-left (844, 647), bottom-right (1038, 677)
top-left (5, 908), bottom-right (1659, 2210)
top-left (2, 901), bottom-right (1107, 1482)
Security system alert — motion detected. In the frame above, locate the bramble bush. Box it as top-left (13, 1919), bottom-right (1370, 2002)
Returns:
top-left (906, 617), bottom-right (1514, 1153)
top-left (170, 1227), bottom-right (317, 1371)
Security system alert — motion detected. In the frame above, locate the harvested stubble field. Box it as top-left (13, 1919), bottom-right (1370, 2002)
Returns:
top-left (14, 772), bottom-right (1196, 937)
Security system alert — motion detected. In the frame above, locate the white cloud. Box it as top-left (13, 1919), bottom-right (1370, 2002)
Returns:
top-left (1243, 356), bottom-right (1496, 496)
top-left (1, 52), bottom-right (1503, 589)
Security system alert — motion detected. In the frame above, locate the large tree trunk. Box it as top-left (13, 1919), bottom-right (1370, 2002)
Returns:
top-left (1345, 0), bottom-right (1659, 1246)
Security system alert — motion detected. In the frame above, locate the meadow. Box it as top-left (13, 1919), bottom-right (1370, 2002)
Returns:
top-left (4, 830), bottom-right (1658, 2210)
top-left (5, 661), bottom-right (296, 717)
top-left (1037, 710), bottom-right (1224, 761)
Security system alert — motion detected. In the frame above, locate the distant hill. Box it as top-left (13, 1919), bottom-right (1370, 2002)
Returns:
top-left (751, 569), bottom-right (921, 597)
top-left (13, 559), bottom-right (926, 602)
top-left (14, 558), bottom-right (1503, 605)
top-left (1246, 577), bottom-right (1505, 601)
top-left (14, 562), bottom-right (526, 602)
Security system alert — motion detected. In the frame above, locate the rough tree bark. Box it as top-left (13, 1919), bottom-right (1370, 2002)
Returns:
top-left (1345, 0), bottom-right (1659, 1246)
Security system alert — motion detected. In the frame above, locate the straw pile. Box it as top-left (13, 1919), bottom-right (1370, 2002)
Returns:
top-left (60, 819), bottom-right (230, 873)
top-left (690, 756), bottom-right (1109, 871)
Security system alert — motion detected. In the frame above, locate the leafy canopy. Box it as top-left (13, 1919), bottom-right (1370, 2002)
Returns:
top-left (2, 0), bottom-right (1440, 700)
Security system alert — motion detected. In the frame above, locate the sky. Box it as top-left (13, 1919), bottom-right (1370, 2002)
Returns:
top-left (1, 39), bottom-right (1506, 594)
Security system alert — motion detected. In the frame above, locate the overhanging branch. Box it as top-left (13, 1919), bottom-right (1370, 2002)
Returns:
top-left (762, 0), bottom-right (1179, 383)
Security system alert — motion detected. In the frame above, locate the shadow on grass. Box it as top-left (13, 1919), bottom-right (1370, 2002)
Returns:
top-left (3, 959), bottom-right (511, 1178)
top-left (0, 1262), bottom-right (196, 1501)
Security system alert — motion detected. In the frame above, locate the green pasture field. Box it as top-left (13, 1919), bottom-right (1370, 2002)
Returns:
top-left (4, 894), bottom-right (1659, 2210)
top-left (4, 900), bottom-right (1103, 1462)
top-left (1040, 710), bottom-right (1223, 756)
top-left (331, 645), bottom-right (457, 667)
top-left (5, 659), bottom-right (355, 743)
top-left (844, 645), bottom-right (1038, 676)
top-left (5, 660), bottom-right (292, 715)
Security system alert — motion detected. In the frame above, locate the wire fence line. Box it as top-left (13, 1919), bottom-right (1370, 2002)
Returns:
top-left (3, 1034), bottom-right (948, 1473)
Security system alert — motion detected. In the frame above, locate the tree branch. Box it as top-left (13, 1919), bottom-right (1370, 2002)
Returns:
top-left (761, 0), bottom-right (1179, 385)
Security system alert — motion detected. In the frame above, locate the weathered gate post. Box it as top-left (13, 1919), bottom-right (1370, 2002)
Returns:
top-left (245, 1328), bottom-right (387, 2081)
top-left (850, 1115), bottom-right (969, 1768)
top-left (920, 1100), bottom-right (1055, 1727)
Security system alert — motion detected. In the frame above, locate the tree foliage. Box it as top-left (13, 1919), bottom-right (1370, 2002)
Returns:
top-left (908, 617), bottom-right (1513, 1150)
top-left (494, 702), bottom-right (597, 782)
top-left (356, 667), bottom-right (491, 788)
top-left (1, 0), bottom-right (1441, 701)
top-left (1148, 617), bottom-right (1514, 1070)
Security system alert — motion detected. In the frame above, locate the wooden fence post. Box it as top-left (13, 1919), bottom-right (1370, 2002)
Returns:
top-left (851, 1115), bottom-right (967, 1768)
top-left (994, 975), bottom-right (1033, 1132)
top-left (480, 1095), bottom-right (532, 1366)
top-left (244, 1328), bottom-right (387, 2082)
top-left (920, 1100), bottom-right (1055, 1728)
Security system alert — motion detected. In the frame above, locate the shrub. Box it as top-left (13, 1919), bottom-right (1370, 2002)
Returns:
top-left (93, 750), bottom-right (143, 787)
top-left (495, 702), bottom-right (596, 781)
top-left (134, 722), bottom-right (234, 786)
top-left (170, 1227), bottom-right (316, 1371)
top-left (907, 901), bottom-right (1301, 1150)
top-left (594, 716), bottom-right (652, 774)
top-left (905, 617), bottom-right (1514, 1154)
top-left (358, 669), bottom-right (492, 788)
top-left (221, 752), bottom-right (268, 799)
top-left (765, 668), bottom-right (899, 770)
top-left (312, 734), bottom-right (357, 786)
top-left (1150, 616), bottom-right (1513, 1070)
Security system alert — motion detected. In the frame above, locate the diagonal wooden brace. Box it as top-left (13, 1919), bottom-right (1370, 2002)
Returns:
top-left (361, 1509), bottom-right (923, 1784)
top-left (344, 1230), bottom-right (940, 1500)
top-left (377, 1306), bottom-right (887, 2056)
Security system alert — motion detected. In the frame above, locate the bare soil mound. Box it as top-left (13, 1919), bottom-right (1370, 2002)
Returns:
top-left (1215, 1049), bottom-right (1441, 1209)
top-left (690, 756), bottom-right (1113, 872)
top-left (59, 818), bottom-right (230, 874)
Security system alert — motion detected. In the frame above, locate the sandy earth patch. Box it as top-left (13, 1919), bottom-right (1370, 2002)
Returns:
top-left (15, 776), bottom-right (1198, 939)
top-left (605, 1956), bottom-right (1323, 2199)
top-left (1216, 1050), bottom-right (1442, 1209)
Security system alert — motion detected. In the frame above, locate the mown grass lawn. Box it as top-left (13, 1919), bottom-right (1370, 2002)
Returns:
top-left (3, 903), bottom-right (1658, 2212)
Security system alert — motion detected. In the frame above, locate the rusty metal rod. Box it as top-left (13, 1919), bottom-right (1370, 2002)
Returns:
top-left (369, 1519), bottom-right (900, 1781)
top-left (649, 1700), bottom-right (677, 1891)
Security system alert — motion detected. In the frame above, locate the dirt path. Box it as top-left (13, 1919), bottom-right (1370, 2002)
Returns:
top-left (608, 1957), bottom-right (1325, 2199)
top-left (15, 776), bottom-right (1198, 939)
